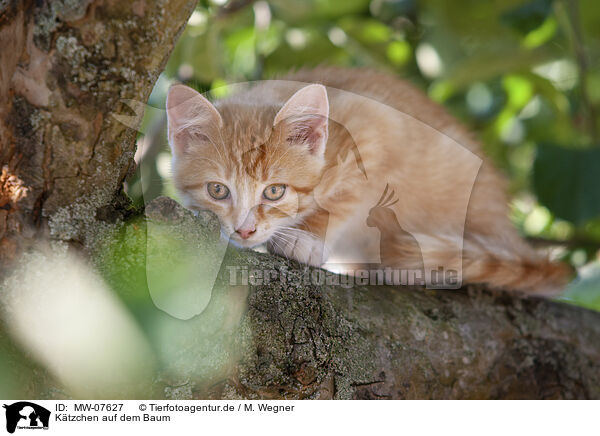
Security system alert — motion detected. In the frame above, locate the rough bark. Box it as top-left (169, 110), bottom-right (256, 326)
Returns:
top-left (0, 0), bottom-right (197, 269)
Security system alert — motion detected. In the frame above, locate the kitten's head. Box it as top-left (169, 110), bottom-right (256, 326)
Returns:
top-left (166, 83), bottom-right (329, 248)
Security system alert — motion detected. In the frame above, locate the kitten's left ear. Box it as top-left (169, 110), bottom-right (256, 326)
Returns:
top-left (166, 84), bottom-right (223, 156)
top-left (274, 84), bottom-right (329, 155)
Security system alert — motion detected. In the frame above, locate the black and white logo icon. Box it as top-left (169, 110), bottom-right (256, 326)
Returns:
top-left (3, 402), bottom-right (50, 434)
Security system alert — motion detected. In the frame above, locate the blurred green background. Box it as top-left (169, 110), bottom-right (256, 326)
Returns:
top-left (127, 0), bottom-right (600, 310)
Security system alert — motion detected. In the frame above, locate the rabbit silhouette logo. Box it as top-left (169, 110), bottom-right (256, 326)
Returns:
top-left (3, 402), bottom-right (50, 434)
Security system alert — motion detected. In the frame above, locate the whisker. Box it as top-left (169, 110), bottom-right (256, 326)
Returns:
top-left (273, 232), bottom-right (295, 246)
top-left (274, 231), bottom-right (292, 241)
top-left (270, 235), bottom-right (290, 260)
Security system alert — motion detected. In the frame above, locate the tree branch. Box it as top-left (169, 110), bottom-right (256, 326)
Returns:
top-left (143, 197), bottom-right (600, 400)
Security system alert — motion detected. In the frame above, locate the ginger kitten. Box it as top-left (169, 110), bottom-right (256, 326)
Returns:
top-left (165, 67), bottom-right (571, 294)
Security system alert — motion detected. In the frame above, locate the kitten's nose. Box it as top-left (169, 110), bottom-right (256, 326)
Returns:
top-left (236, 227), bottom-right (256, 239)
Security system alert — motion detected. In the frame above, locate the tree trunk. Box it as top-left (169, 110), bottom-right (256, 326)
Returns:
top-left (0, 0), bottom-right (197, 269)
top-left (1, 2), bottom-right (599, 401)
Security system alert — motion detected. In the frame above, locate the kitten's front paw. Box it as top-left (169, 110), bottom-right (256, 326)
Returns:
top-left (267, 231), bottom-right (328, 267)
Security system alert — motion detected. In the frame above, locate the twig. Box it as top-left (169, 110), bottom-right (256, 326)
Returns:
top-left (215, 0), bottom-right (256, 19)
top-left (565, 0), bottom-right (598, 143)
top-left (527, 235), bottom-right (600, 252)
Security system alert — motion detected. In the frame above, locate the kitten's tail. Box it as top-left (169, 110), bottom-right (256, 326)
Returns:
top-left (462, 253), bottom-right (573, 295)
top-left (459, 235), bottom-right (573, 295)
top-left (398, 232), bottom-right (573, 295)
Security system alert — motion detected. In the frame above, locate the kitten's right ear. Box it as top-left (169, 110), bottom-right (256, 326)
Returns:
top-left (274, 84), bottom-right (329, 156)
top-left (166, 84), bottom-right (223, 155)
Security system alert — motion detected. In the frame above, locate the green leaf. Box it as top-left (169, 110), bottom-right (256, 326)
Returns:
top-left (501, 0), bottom-right (553, 35)
top-left (269, 0), bottom-right (369, 24)
top-left (339, 17), bottom-right (392, 44)
top-left (522, 16), bottom-right (557, 48)
top-left (503, 74), bottom-right (534, 109)
top-left (533, 144), bottom-right (600, 225)
top-left (386, 40), bottom-right (411, 66)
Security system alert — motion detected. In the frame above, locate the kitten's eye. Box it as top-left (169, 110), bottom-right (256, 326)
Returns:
top-left (207, 182), bottom-right (230, 200)
top-left (263, 184), bottom-right (286, 201)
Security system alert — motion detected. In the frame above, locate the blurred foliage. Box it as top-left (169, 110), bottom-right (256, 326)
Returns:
top-left (127, 0), bottom-right (600, 310)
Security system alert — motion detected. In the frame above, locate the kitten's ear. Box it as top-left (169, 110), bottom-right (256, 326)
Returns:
top-left (274, 84), bottom-right (329, 155)
top-left (166, 84), bottom-right (223, 155)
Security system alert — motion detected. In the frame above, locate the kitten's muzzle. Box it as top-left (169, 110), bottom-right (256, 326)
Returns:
top-left (236, 226), bottom-right (256, 240)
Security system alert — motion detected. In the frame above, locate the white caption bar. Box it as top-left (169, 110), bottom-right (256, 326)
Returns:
top-left (1, 400), bottom-right (597, 435)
